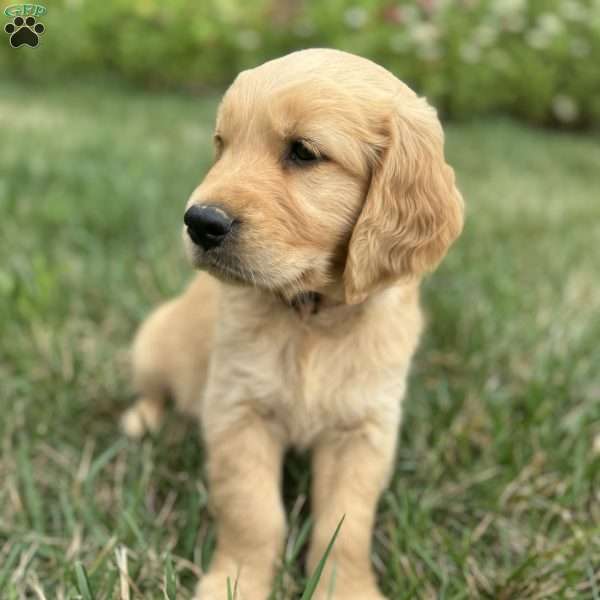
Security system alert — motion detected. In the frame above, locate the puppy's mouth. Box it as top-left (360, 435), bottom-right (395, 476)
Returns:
top-left (192, 248), bottom-right (313, 298)
top-left (201, 254), bottom-right (254, 285)
top-left (185, 230), bottom-right (315, 295)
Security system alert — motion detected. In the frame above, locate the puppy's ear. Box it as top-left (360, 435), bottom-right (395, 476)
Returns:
top-left (344, 96), bottom-right (464, 304)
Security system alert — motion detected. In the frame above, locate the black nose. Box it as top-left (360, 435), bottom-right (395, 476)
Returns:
top-left (184, 205), bottom-right (234, 250)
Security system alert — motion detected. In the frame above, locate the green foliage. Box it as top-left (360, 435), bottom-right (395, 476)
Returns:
top-left (1, 0), bottom-right (599, 127)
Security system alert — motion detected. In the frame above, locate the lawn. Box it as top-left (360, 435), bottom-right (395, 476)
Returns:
top-left (1, 79), bottom-right (600, 600)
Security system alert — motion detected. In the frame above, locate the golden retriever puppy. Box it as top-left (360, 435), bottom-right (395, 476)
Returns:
top-left (122, 48), bottom-right (463, 600)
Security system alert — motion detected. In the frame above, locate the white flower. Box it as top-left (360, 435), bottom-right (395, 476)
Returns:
top-left (537, 13), bottom-right (564, 36)
top-left (526, 13), bottom-right (565, 49)
top-left (236, 30), bottom-right (260, 51)
top-left (525, 28), bottom-right (550, 49)
top-left (474, 24), bottom-right (498, 47)
top-left (492, 0), bottom-right (526, 31)
top-left (409, 22), bottom-right (442, 61)
top-left (401, 5), bottom-right (420, 23)
top-left (344, 7), bottom-right (368, 30)
top-left (492, 0), bottom-right (526, 17)
top-left (460, 42), bottom-right (481, 63)
top-left (436, 0), bottom-right (454, 11)
top-left (552, 95), bottom-right (579, 123)
top-left (559, 0), bottom-right (587, 21)
top-left (411, 22), bottom-right (440, 45)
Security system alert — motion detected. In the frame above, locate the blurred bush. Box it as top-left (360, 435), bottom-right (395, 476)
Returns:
top-left (2, 0), bottom-right (599, 127)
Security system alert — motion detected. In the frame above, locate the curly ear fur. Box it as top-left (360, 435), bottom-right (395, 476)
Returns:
top-left (344, 96), bottom-right (464, 304)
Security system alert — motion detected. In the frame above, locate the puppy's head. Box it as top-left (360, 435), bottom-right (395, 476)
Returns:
top-left (184, 49), bottom-right (463, 304)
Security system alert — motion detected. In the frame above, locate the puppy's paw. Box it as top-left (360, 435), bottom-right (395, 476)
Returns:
top-left (313, 591), bottom-right (387, 600)
top-left (312, 581), bottom-right (387, 600)
top-left (120, 398), bottom-right (163, 439)
top-left (195, 572), bottom-right (270, 600)
top-left (194, 575), bottom-right (232, 600)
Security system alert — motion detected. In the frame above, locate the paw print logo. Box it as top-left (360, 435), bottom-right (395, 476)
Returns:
top-left (4, 15), bottom-right (45, 48)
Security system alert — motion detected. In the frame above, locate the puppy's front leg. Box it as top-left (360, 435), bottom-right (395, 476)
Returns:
top-left (307, 424), bottom-right (397, 600)
top-left (196, 412), bottom-right (286, 600)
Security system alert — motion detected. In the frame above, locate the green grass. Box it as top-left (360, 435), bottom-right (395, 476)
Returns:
top-left (1, 79), bottom-right (600, 599)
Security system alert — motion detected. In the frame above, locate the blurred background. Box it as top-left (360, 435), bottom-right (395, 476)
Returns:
top-left (1, 1), bottom-right (600, 599)
top-left (3, 0), bottom-right (600, 127)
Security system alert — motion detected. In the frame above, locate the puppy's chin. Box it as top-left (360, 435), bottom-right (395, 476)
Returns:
top-left (185, 247), bottom-right (248, 287)
top-left (183, 230), bottom-right (333, 297)
top-left (182, 237), bottom-right (261, 288)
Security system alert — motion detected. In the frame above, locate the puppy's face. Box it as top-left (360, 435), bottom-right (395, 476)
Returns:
top-left (184, 49), bottom-right (464, 303)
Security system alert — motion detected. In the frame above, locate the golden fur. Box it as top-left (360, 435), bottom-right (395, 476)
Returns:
top-left (122, 48), bottom-right (464, 600)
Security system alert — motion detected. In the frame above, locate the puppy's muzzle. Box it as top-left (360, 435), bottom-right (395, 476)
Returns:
top-left (184, 204), bottom-right (234, 251)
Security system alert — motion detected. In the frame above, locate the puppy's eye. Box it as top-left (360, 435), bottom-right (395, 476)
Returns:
top-left (289, 140), bottom-right (319, 164)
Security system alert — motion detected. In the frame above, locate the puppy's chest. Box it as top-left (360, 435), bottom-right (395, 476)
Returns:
top-left (256, 333), bottom-right (360, 443)
top-left (218, 319), bottom-right (404, 447)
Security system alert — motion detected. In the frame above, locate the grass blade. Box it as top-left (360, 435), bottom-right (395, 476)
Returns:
top-left (74, 562), bottom-right (95, 600)
top-left (300, 516), bottom-right (344, 600)
top-left (0, 544), bottom-right (22, 592)
top-left (115, 546), bottom-right (130, 600)
top-left (288, 518), bottom-right (312, 564)
top-left (86, 439), bottom-right (127, 486)
top-left (17, 438), bottom-right (44, 532)
top-left (164, 553), bottom-right (176, 600)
